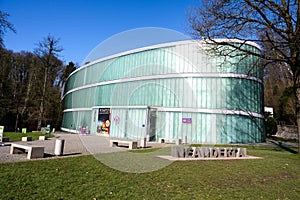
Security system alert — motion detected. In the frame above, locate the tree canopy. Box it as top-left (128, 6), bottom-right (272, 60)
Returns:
top-left (0, 10), bottom-right (77, 132)
top-left (0, 46), bottom-right (76, 132)
top-left (189, 0), bottom-right (299, 68)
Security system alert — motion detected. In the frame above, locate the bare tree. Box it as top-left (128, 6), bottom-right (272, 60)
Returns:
top-left (264, 62), bottom-right (293, 119)
top-left (34, 35), bottom-right (63, 131)
top-left (188, 0), bottom-right (300, 152)
top-left (0, 10), bottom-right (16, 47)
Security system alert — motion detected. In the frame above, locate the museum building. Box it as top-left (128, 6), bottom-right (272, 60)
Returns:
top-left (61, 39), bottom-right (264, 143)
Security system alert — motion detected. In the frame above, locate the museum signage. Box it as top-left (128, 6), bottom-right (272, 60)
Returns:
top-left (171, 146), bottom-right (247, 158)
top-left (182, 118), bottom-right (192, 124)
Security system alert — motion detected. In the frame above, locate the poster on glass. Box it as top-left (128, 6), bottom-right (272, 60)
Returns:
top-left (97, 108), bottom-right (111, 135)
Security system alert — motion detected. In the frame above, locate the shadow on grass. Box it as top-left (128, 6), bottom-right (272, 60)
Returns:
top-left (44, 152), bottom-right (82, 158)
top-left (269, 140), bottom-right (298, 154)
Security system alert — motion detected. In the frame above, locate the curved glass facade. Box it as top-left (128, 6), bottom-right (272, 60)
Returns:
top-left (62, 40), bottom-right (264, 143)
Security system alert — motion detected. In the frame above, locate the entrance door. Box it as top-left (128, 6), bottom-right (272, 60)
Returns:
top-left (147, 108), bottom-right (157, 141)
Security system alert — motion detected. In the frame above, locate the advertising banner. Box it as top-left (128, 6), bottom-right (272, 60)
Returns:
top-left (97, 108), bottom-right (111, 134)
top-left (22, 128), bottom-right (27, 134)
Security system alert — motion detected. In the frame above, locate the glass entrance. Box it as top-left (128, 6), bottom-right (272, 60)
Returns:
top-left (148, 108), bottom-right (157, 141)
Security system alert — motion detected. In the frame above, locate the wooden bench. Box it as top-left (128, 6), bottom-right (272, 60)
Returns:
top-left (110, 139), bottom-right (138, 149)
top-left (159, 138), bottom-right (182, 145)
top-left (10, 143), bottom-right (44, 159)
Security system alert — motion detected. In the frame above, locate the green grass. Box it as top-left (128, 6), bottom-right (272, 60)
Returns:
top-left (0, 146), bottom-right (300, 199)
top-left (3, 132), bottom-right (54, 142)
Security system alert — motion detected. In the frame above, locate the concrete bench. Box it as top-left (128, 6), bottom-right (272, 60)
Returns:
top-left (22, 136), bottom-right (32, 141)
top-left (159, 138), bottom-right (182, 145)
top-left (0, 137), bottom-right (9, 142)
top-left (10, 143), bottom-right (44, 159)
top-left (110, 139), bottom-right (138, 149)
top-left (39, 136), bottom-right (46, 140)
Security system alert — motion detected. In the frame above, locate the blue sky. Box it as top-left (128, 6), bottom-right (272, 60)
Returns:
top-left (1, 0), bottom-right (197, 65)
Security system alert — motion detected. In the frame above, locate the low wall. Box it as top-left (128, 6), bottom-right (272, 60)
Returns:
top-left (276, 125), bottom-right (298, 140)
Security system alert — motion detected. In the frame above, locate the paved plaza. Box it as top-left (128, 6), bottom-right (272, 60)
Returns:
top-left (0, 133), bottom-right (168, 163)
top-left (0, 133), bottom-right (297, 163)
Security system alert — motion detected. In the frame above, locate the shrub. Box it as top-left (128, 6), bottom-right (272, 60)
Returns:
top-left (265, 116), bottom-right (278, 136)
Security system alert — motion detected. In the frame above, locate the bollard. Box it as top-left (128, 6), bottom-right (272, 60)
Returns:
top-left (182, 135), bottom-right (187, 144)
top-left (176, 138), bottom-right (182, 145)
top-left (54, 139), bottom-right (65, 156)
top-left (140, 137), bottom-right (147, 148)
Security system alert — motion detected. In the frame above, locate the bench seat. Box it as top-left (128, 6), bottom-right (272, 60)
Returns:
top-left (10, 143), bottom-right (44, 159)
top-left (159, 138), bottom-right (182, 145)
top-left (39, 136), bottom-right (46, 140)
top-left (110, 139), bottom-right (138, 149)
top-left (21, 136), bottom-right (32, 142)
top-left (0, 137), bottom-right (9, 142)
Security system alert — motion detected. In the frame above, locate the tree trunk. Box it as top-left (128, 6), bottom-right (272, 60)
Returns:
top-left (295, 84), bottom-right (300, 154)
top-left (37, 101), bottom-right (43, 131)
top-left (21, 80), bottom-right (31, 116)
top-left (14, 112), bottom-right (19, 132)
top-left (37, 67), bottom-right (48, 131)
top-left (21, 60), bottom-right (35, 116)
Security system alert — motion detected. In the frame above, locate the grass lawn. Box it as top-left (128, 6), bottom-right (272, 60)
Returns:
top-left (3, 132), bottom-right (54, 142)
top-left (0, 146), bottom-right (299, 199)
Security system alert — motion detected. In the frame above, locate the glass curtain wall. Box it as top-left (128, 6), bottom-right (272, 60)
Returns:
top-left (62, 40), bottom-right (264, 143)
